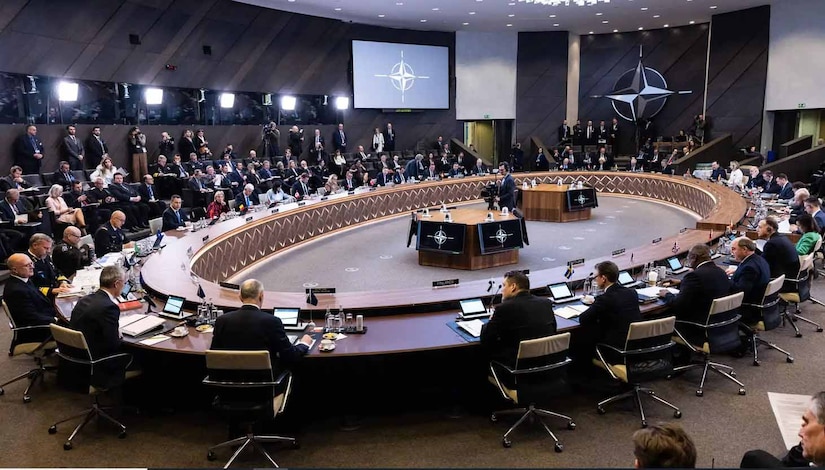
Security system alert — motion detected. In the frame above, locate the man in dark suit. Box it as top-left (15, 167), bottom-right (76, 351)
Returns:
top-left (558, 119), bottom-right (572, 143)
top-left (471, 158), bottom-right (488, 176)
top-left (577, 261), bottom-right (642, 363)
top-left (658, 244), bottom-right (732, 345)
top-left (0, 165), bottom-right (34, 192)
top-left (728, 237), bottom-right (770, 324)
top-left (70, 265), bottom-right (135, 388)
top-left (405, 154), bottom-right (424, 180)
top-left (52, 161), bottom-right (77, 189)
top-left (775, 173), bottom-right (794, 200)
top-left (85, 126), bottom-right (108, 170)
top-left (291, 174), bottom-right (312, 201)
top-left (161, 195), bottom-right (190, 231)
top-left (480, 270), bottom-right (556, 368)
top-left (13, 125), bottom-right (44, 174)
top-left (375, 168), bottom-right (392, 186)
top-left (210, 279), bottom-right (313, 370)
top-left (761, 170), bottom-right (780, 194)
top-left (137, 175), bottom-right (166, 218)
top-left (572, 120), bottom-right (583, 143)
top-left (108, 173), bottom-right (150, 228)
top-left (804, 197), bottom-right (825, 233)
top-left (308, 129), bottom-right (326, 164)
top-left (584, 120), bottom-right (596, 145)
top-left (745, 167), bottom-right (765, 190)
top-left (62, 124), bottom-right (85, 171)
top-left (497, 162), bottom-right (516, 211)
top-left (393, 166), bottom-right (407, 184)
top-left (384, 123), bottom-right (396, 152)
top-left (597, 120), bottom-right (609, 144)
top-left (234, 184), bottom-right (261, 212)
top-left (227, 162), bottom-right (246, 196)
top-left (758, 217), bottom-right (800, 282)
top-left (342, 170), bottom-right (360, 191)
top-left (709, 161), bottom-right (727, 182)
top-left (93, 211), bottom-right (132, 256)
top-left (184, 153), bottom-right (205, 175)
top-left (4, 253), bottom-right (63, 344)
top-left (332, 123), bottom-right (347, 154)
top-left (0, 189), bottom-right (34, 227)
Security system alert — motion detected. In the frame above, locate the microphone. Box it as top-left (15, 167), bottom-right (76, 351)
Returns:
top-left (487, 279), bottom-right (494, 292)
top-left (487, 284), bottom-right (502, 313)
top-left (143, 295), bottom-right (157, 313)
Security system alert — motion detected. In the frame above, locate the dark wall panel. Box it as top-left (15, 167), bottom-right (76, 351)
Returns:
top-left (515, 31), bottom-right (568, 149)
top-left (705, 6), bottom-right (770, 149)
top-left (578, 25), bottom-right (709, 152)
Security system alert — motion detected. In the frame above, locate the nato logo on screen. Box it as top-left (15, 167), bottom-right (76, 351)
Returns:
top-left (352, 40), bottom-right (449, 109)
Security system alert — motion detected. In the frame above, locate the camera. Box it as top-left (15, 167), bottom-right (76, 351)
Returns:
top-left (481, 182), bottom-right (498, 210)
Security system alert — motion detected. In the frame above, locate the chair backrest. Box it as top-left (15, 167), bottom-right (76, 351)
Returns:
top-left (705, 292), bottom-right (744, 353)
top-left (71, 170), bottom-right (87, 182)
top-left (148, 217), bottom-right (163, 234)
top-left (514, 332), bottom-right (571, 373)
top-left (813, 236), bottom-right (823, 254)
top-left (204, 350), bottom-right (281, 413)
top-left (623, 316), bottom-right (676, 383)
top-left (50, 323), bottom-right (92, 360)
top-left (2, 299), bottom-right (16, 330)
top-left (761, 275), bottom-right (786, 330)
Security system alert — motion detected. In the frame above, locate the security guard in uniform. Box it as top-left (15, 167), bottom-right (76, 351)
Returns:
top-left (52, 225), bottom-right (91, 278)
top-left (27, 233), bottom-right (71, 298)
top-left (94, 210), bottom-right (133, 256)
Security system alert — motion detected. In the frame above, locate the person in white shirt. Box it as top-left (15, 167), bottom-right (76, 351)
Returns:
top-left (726, 160), bottom-right (744, 190)
top-left (372, 127), bottom-right (385, 153)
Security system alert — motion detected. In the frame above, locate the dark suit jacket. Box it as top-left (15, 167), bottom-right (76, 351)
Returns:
top-left (178, 137), bottom-right (197, 158)
top-left (137, 183), bottom-right (160, 202)
top-left (341, 178), bottom-right (360, 191)
top-left (234, 192), bottom-right (260, 210)
top-left (107, 183), bottom-right (137, 203)
top-left (404, 159), bottom-right (421, 180)
top-left (171, 163), bottom-right (189, 179)
top-left (777, 183), bottom-right (795, 200)
top-left (69, 290), bottom-right (126, 388)
top-left (53, 170), bottom-right (77, 188)
top-left (332, 130), bottom-right (347, 151)
top-left (384, 129), bottom-right (396, 151)
top-left (480, 291), bottom-right (557, 366)
top-left (579, 283), bottom-right (642, 350)
top-left (762, 180), bottom-right (780, 194)
top-left (4, 276), bottom-right (58, 344)
top-left (498, 174), bottom-right (516, 210)
top-left (762, 233), bottom-right (800, 280)
top-left (13, 133), bottom-right (44, 173)
top-left (375, 172), bottom-right (391, 186)
top-left (290, 181), bottom-right (310, 199)
top-left (161, 207), bottom-right (189, 231)
top-left (730, 254), bottom-right (771, 323)
top-left (710, 168), bottom-right (727, 182)
top-left (62, 135), bottom-right (84, 162)
top-left (662, 261), bottom-right (732, 344)
top-left (558, 125), bottom-right (571, 141)
top-left (210, 305), bottom-right (309, 368)
top-left (746, 175), bottom-right (765, 189)
top-left (0, 176), bottom-right (32, 192)
top-left (0, 199), bottom-right (28, 222)
top-left (85, 135), bottom-right (108, 168)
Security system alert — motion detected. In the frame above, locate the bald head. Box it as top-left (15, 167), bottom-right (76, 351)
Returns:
top-left (239, 279), bottom-right (264, 306)
top-left (110, 210), bottom-right (127, 229)
top-left (63, 225), bottom-right (82, 245)
top-left (7, 253), bottom-right (33, 279)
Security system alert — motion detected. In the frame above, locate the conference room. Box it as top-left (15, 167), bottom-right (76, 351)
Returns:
top-left (1, 0), bottom-right (825, 468)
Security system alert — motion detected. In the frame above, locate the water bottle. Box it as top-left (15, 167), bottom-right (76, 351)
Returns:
top-left (324, 306), bottom-right (332, 331)
top-left (89, 246), bottom-right (96, 263)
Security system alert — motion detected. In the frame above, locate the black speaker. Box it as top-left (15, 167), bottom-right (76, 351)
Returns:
top-left (128, 34), bottom-right (141, 45)
top-left (202, 45), bottom-right (212, 55)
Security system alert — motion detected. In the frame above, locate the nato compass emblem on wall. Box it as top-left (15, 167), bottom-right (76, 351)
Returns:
top-left (374, 51), bottom-right (430, 104)
top-left (591, 46), bottom-right (692, 122)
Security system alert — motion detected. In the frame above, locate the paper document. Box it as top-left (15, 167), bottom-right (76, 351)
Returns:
top-left (120, 315), bottom-right (166, 337)
top-left (778, 219), bottom-right (791, 234)
top-left (456, 319), bottom-right (484, 338)
top-left (768, 392), bottom-right (809, 450)
top-left (140, 334), bottom-right (171, 346)
top-left (56, 286), bottom-right (84, 298)
top-left (118, 313), bottom-right (145, 329)
top-left (554, 304), bottom-right (588, 319)
top-left (636, 286), bottom-right (679, 297)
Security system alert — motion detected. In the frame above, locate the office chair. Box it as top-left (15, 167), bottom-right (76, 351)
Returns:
top-left (488, 332), bottom-right (576, 451)
top-left (594, 316), bottom-right (682, 428)
top-left (148, 217), bottom-right (163, 234)
top-left (741, 275), bottom-right (794, 366)
top-left (780, 252), bottom-right (824, 336)
top-left (672, 292), bottom-right (747, 397)
top-left (0, 300), bottom-right (56, 403)
top-left (47, 324), bottom-right (141, 450)
top-left (203, 350), bottom-right (298, 468)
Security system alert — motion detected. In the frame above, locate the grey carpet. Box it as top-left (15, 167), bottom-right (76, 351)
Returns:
top-left (235, 196), bottom-right (699, 292)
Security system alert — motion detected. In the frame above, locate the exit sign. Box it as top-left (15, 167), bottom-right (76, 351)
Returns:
top-left (798, 103), bottom-right (807, 109)
top-left (483, 114), bottom-right (490, 119)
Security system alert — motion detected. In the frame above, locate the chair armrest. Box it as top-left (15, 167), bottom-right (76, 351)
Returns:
top-left (11, 324), bottom-right (53, 333)
top-left (675, 320), bottom-right (706, 329)
top-left (594, 344), bottom-right (619, 380)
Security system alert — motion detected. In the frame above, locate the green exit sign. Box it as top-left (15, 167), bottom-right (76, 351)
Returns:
top-left (483, 114), bottom-right (490, 119)
top-left (798, 103), bottom-right (807, 109)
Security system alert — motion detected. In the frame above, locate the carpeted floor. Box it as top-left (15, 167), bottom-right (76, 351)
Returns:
top-left (234, 196), bottom-right (699, 292)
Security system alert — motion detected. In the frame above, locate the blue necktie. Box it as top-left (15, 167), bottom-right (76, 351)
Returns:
top-left (30, 137), bottom-right (37, 151)
top-left (148, 185), bottom-right (154, 199)
top-left (176, 211), bottom-right (181, 223)
top-left (245, 197), bottom-right (250, 207)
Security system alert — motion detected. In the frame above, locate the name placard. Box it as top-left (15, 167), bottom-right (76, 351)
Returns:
top-left (679, 227), bottom-right (688, 234)
top-left (321, 196), bottom-right (328, 201)
top-left (652, 237), bottom-right (662, 245)
top-left (432, 279), bottom-right (460, 288)
top-left (202, 235), bottom-right (209, 243)
top-left (567, 258), bottom-right (585, 267)
top-left (305, 287), bottom-right (336, 294)
top-left (348, 190), bottom-right (355, 195)
top-left (298, 201), bottom-right (306, 206)
top-left (219, 282), bottom-right (240, 290)
top-left (245, 216), bottom-right (253, 222)
top-left (612, 248), bottom-right (626, 257)
top-left (520, 269), bottom-right (530, 276)
top-left (270, 207), bottom-right (279, 214)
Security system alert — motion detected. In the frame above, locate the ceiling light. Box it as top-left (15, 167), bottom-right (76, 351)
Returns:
top-left (553, 23), bottom-right (560, 26)
top-left (638, 26), bottom-right (644, 30)
top-left (378, 14), bottom-right (385, 17)
top-left (613, 29), bottom-right (618, 32)
top-left (281, 96), bottom-right (296, 111)
top-left (641, 7), bottom-right (648, 10)
top-left (463, 22), bottom-right (469, 25)
top-left (334, 7), bottom-right (341, 11)
top-left (420, 19), bottom-right (427, 22)
top-left (596, 12), bottom-right (603, 16)
top-left (508, 14), bottom-right (515, 17)
top-left (518, 0), bottom-right (611, 5)
top-left (395, 2), bottom-right (403, 5)
top-left (509, 2), bottom-right (516, 4)
top-left (653, 14), bottom-right (660, 18)
top-left (335, 97), bottom-right (350, 110)
top-left (710, 5), bottom-right (718, 8)
top-left (219, 93), bottom-right (235, 108)
top-left (663, 24), bottom-right (669, 27)
top-left (469, 11), bottom-right (476, 15)
top-left (507, 23), bottom-right (513, 27)
top-left (287, 0), bottom-right (295, 2)
top-left (689, 20), bottom-right (695, 24)
top-left (602, 20), bottom-right (608, 23)
top-left (589, 31), bottom-right (594, 34)
top-left (57, 81), bottom-right (79, 101)
top-left (144, 88), bottom-right (163, 105)
top-left (432, 7), bottom-right (439, 10)
top-left (549, 14), bottom-right (556, 17)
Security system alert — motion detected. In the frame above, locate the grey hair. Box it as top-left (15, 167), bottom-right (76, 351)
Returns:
top-left (49, 184), bottom-right (64, 198)
top-left (99, 265), bottom-right (126, 288)
top-left (29, 233), bottom-right (54, 248)
top-left (239, 279), bottom-right (264, 301)
top-left (810, 392), bottom-right (825, 425)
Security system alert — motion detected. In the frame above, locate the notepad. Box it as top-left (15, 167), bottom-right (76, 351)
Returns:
top-left (554, 304), bottom-right (588, 319)
top-left (636, 286), bottom-right (679, 297)
top-left (456, 319), bottom-right (484, 338)
top-left (120, 314), bottom-right (166, 337)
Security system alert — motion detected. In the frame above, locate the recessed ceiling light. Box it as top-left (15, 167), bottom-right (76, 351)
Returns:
top-left (432, 7), bottom-right (439, 11)
top-left (506, 23), bottom-right (513, 27)
top-left (689, 20), bottom-right (695, 24)
top-left (638, 26), bottom-right (644, 30)
top-left (287, 0), bottom-right (295, 2)
top-left (395, 2), bottom-right (403, 5)
top-left (553, 23), bottom-right (560, 26)
top-left (641, 7), bottom-right (648, 10)
top-left (334, 7), bottom-right (341, 11)
top-left (463, 22), bottom-right (469, 25)
top-left (602, 20), bottom-right (608, 23)
top-left (613, 29), bottom-right (618, 32)
top-left (508, 14), bottom-right (515, 17)
top-left (653, 14), bottom-right (660, 18)
top-left (710, 5), bottom-right (718, 8)
top-left (469, 11), bottom-right (476, 15)
top-left (596, 12), bottom-right (603, 16)
top-left (589, 31), bottom-right (594, 34)
top-left (420, 19), bottom-right (427, 22)
top-left (549, 14), bottom-right (556, 17)
top-left (663, 24), bottom-right (669, 27)
top-left (378, 14), bottom-right (385, 17)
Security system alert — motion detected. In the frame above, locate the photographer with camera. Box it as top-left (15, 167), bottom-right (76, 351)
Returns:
top-left (287, 125), bottom-right (303, 159)
top-left (128, 126), bottom-right (147, 183)
top-left (497, 162), bottom-right (516, 211)
top-left (261, 121), bottom-right (280, 159)
top-left (158, 132), bottom-right (175, 162)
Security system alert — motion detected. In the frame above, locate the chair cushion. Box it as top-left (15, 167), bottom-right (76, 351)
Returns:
top-left (592, 359), bottom-right (628, 383)
top-left (487, 375), bottom-right (518, 403)
top-left (12, 341), bottom-right (56, 357)
top-left (779, 293), bottom-right (800, 304)
top-left (89, 369), bottom-right (142, 395)
top-left (672, 335), bottom-right (710, 354)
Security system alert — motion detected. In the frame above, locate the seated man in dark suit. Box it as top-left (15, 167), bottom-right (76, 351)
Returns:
top-left (0, 165), bottom-right (34, 192)
top-left (210, 279), bottom-right (313, 371)
top-left (761, 170), bottom-right (780, 194)
top-left (375, 167), bottom-right (392, 186)
top-left (659, 159), bottom-right (676, 175)
top-left (290, 173), bottom-right (312, 201)
top-left (161, 195), bottom-right (190, 232)
top-left (52, 161), bottom-right (78, 189)
top-left (576, 261), bottom-right (642, 365)
top-left (709, 161), bottom-right (727, 182)
top-left (4, 253), bottom-right (64, 344)
top-left (234, 184), bottom-right (261, 213)
top-left (184, 152), bottom-right (205, 175)
top-left (341, 170), bottom-right (360, 191)
top-left (480, 270), bottom-right (556, 368)
top-left (804, 197), bottom-right (825, 233)
top-left (70, 265), bottom-right (136, 389)
top-left (757, 217), bottom-right (800, 285)
top-left (447, 162), bottom-right (464, 178)
top-left (471, 158), bottom-right (488, 176)
top-left (108, 173), bottom-right (149, 228)
top-left (745, 166), bottom-right (765, 190)
top-left (93, 211), bottom-right (133, 256)
top-left (727, 237), bottom-right (770, 324)
top-left (188, 169), bottom-right (212, 208)
top-left (775, 173), bottom-right (795, 200)
top-left (626, 156), bottom-right (642, 172)
top-left (658, 244), bottom-right (732, 345)
top-left (137, 175), bottom-right (166, 219)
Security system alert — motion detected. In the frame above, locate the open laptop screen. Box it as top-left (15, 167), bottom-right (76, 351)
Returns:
top-left (548, 282), bottom-right (573, 300)
top-left (162, 295), bottom-right (185, 315)
top-left (618, 271), bottom-right (635, 286)
top-left (459, 298), bottom-right (486, 316)
top-left (272, 308), bottom-right (300, 327)
top-left (667, 257), bottom-right (683, 271)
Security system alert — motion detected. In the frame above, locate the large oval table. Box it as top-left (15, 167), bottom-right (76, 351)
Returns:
top-left (133, 171), bottom-right (747, 357)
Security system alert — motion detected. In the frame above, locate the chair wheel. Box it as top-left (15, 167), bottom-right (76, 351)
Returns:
top-left (695, 390), bottom-right (703, 397)
top-left (817, 327), bottom-right (823, 332)
top-left (554, 442), bottom-right (564, 453)
top-left (207, 451), bottom-right (216, 461)
top-left (292, 439), bottom-right (300, 449)
top-left (673, 410), bottom-right (682, 419)
top-left (739, 388), bottom-right (747, 396)
top-left (729, 370), bottom-right (736, 378)
top-left (796, 332), bottom-right (802, 338)
top-left (48, 425), bottom-right (57, 434)
top-left (118, 430), bottom-right (127, 439)
top-left (787, 356), bottom-right (794, 363)
top-left (502, 438), bottom-right (512, 448)
top-left (753, 360), bottom-right (760, 366)
top-left (597, 406), bottom-right (606, 415)
top-left (490, 413), bottom-right (498, 422)
top-left (0, 387), bottom-right (4, 396)
top-left (23, 395), bottom-right (31, 404)
top-left (567, 421), bottom-right (576, 430)
top-left (63, 442), bottom-right (72, 451)
top-left (641, 420), bottom-right (648, 428)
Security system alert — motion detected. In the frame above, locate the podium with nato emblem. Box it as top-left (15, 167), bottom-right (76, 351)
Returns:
top-left (520, 184), bottom-right (598, 222)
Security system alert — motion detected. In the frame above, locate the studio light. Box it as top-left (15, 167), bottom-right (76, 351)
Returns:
top-left (57, 81), bottom-right (79, 102)
top-left (281, 95), bottom-right (297, 111)
top-left (335, 96), bottom-right (350, 110)
top-left (145, 88), bottom-right (163, 105)
top-left (220, 93), bottom-right (235, 108)
top-left (518, 0), bottom-right (609, 6)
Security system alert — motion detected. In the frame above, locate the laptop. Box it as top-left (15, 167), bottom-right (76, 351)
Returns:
top-left (666, 257), bottom-right (690, 275)
top-left (458, 298), bottom-right (491, 319)
top-left (272, 308), bottom-right (306, 331)
top-left (157, 295), bottom-right (192, 320)
top-left (548, 282), bottom-right (582, 304)
top-left (618, 270), bottom-right (642, 288)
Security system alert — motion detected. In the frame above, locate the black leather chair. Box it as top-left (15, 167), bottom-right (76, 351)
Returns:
top-left (741, 275), bottom-right (795, 366)
top-left (594, 316), bottom-right (682, 428)
top-left (488, 332), bottom-right (575, 451)
top-left (203, 350), bottom-right (298, 468)
top-left (0, 300), bottom-right (55, 403)
top-left (779, 251), bottom-right (824, 336)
